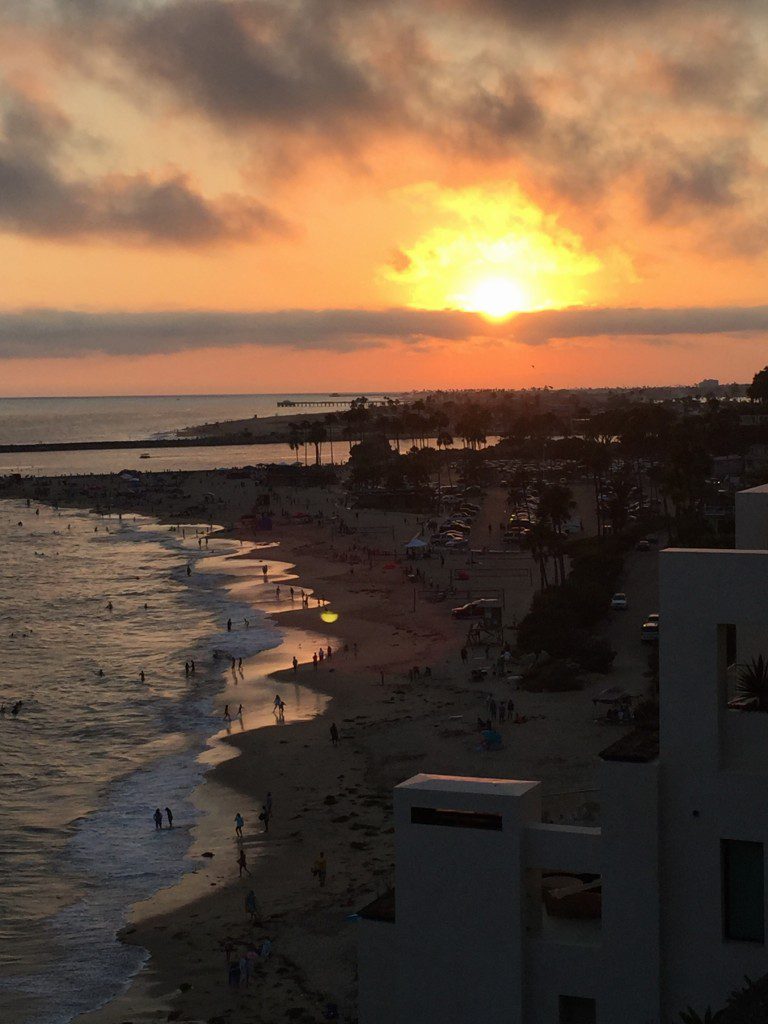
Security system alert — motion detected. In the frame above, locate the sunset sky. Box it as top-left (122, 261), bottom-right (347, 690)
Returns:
top-left (1, 0), bottom-right (767, 395)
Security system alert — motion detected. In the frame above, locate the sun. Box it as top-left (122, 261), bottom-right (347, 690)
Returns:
top-left (383, 182), bottom-right (609, 317)
top-left (460, 276), bottom-right (530, 320)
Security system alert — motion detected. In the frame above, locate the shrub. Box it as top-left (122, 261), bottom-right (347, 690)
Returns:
top-left (575, 637), bottom-right (616, 673)
top-left (520, 659), bottom-right (584, 692)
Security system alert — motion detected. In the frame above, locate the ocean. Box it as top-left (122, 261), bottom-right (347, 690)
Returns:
top-left (0, 499), bottom-right (324, 1024)
top-left (0, 394), bottom-right (390, 476)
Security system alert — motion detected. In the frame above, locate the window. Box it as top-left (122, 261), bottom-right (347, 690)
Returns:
top-left (722, 839), bottom-right (764, 942)
top-left (559, 995), bottom-right (596, 1023)
top-left (410, 807), bottom-right (502, 831)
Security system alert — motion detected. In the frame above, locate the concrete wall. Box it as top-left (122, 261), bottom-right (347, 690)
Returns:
top-left (394, 775), bottom-right (540, 1024)
top-left (357, 920), bottom-right (397, 1024)
top-left (659, 547), bottom-right (768, 1015)
top-left (599, 759), bottom-right (661, 1024)
top-left (660, 767), bottom-right (768, 1015)
top-left (735, 486), bottom-right (768, 549)
top-left (660, 548), bottom-right (768, 769)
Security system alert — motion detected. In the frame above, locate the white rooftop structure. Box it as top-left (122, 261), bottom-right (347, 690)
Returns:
top-left (358, 486), bottom-right (768, 1024)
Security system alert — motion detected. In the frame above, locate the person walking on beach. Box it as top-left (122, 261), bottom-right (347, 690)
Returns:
top-left (262, 564), bottom-right (268, 580)
top-left (224, 704), bottom-right (231, 721)
top-left (238, 657), bottom-right (242, 671)
top-left (140, 670), bottom-right (145, 682)
top-left (292, 656), bottom-right (298, 673)
top-left (326, 645), bottom-right (332, 660)
top-left (275, 585), bottom-right (280, 600)
top-left (237, 704), bottom-right (243, 718)
top-left (259, 804), bottom-right (270, 832)
top-left (273, 693), bottom-right (282, 712)
top-left (237, 849), bottom-right (250, 877)
top-left (245, 889), bottom-right (258, 924)
top-left (227, 618), bottom-right (232, 632)
top-left (330, 722), bottom-right (339, 746)
top-left (190, 659), bottom-right (195, 673)
top-left (312, 652), bottom-right (318, 670)
top-left (312, 852), bottom-right (327, 887)
top-left (234, 812), bottom-right (244, 838)
top-left (153, 808), bottom-right (163, 831)
top-left (165, 807), bottom-right (174, 828)
top-left (318, 648), bottom-right (324, 664)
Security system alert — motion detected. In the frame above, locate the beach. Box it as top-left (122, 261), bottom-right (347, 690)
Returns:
top-left (57, 480), bottom-right (637, 1024)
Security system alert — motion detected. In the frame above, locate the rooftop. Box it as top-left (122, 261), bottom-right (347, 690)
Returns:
top-left (396, 773), bottom-right (539, 797)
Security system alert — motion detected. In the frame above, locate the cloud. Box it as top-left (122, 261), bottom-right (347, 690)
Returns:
top-left (118, 1), bottom-right (392, 139)
top-left (1, 304), bottom-right (768, 360)
top-left (0, 89), bottom-right (288, 244)
top-left (0, 307), bottom-right (488, 358)
top-left (510, 305), bottom-right (768, 345)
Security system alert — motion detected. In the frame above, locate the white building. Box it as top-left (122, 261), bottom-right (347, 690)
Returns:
top-left (357, 485), bottom-right (768, 1024)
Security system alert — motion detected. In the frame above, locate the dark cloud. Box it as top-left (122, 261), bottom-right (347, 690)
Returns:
top-left (0, 90), bottom-right (288, 244)
top-left (511, 305), bottom-right (768, 345)
top-left (119, 1), bottom-right (391, 138)
top-left (643, 146), bottom-right (747, 220)
top-left (434, 0), bottom-right (756, 29)
top-left (0, 307), bottom-right (488, 358)
top-left (1, 304), bottom-right (767, 360)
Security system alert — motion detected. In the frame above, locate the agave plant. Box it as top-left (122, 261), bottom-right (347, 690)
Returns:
top-left (679, 1010), bottom-right (723, 1024)
top-left (737, 655), bottom-right (768, 712)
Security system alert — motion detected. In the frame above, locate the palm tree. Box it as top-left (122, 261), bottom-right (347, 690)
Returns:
top-left (738, 655), bottom-right (768, 711)
top-left (287, 422), bottom-right (302, 464)
top-left (307, 423), bottom-right (328, 466)
top-left (324, 413), bottom-right (337, 465)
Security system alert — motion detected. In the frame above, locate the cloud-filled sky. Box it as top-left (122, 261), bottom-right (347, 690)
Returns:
top-left (0, 0), bottom-right (766, 394)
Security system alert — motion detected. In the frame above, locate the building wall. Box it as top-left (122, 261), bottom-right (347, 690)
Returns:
top-left (735, 485), bottom-right (768, 549)
top-left (599, 759), bottom-right (661, 1024)
top-left (357, 920), bottom-right (397, 1024)
top-left (394, 776), bottom-right (540, 1024)
top-left (659, 547), bottom-right (768, 1015)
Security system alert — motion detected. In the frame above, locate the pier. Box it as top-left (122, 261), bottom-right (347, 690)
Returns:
top-left (276, 398), bottom-right (394, 408)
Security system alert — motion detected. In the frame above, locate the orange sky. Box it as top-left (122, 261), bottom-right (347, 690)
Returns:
top-left (0, 1), bottom-right (766, 395)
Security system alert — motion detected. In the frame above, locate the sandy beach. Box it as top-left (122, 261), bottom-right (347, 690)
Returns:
top-left (62, 481), bottom-right (637, 1024)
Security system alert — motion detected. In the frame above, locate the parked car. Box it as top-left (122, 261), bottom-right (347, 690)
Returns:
top-left (641, 612), bottom-right (659, 642)
top-left (610, 592), bottom-right (628, 610)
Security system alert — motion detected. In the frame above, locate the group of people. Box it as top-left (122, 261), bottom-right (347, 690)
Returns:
top-left (223, 703), bottom-right (244, 722)
top-left (153, 807), bottom-right (174, 829)
top-left (478, 695), bottom-right (527, 729)
top-left (407, 665), bottom-right (431, 682)
top-left (311, 646), bottom-right (333, 668)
